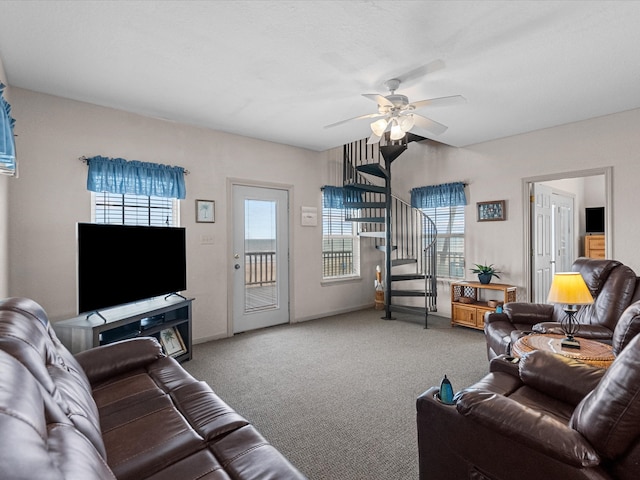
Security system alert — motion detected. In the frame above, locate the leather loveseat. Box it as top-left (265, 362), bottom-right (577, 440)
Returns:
top-left (416, 332), bottom-right (640, 480)
top-left (0, 297), bottom-right (306, 480)
top-left (484, 257), bottom-right (639, 360)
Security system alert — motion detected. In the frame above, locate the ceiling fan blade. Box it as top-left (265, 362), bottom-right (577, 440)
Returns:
top-left (410, 95), bottom-right (467, 110)
top-left (362, 93), bottom-right (394, 108)
top-left (324, 112), bottom-right (385, 129)
top-left (395, 59), bottom-right (446, 85)
top-left (412, 114), bottom-right (448, 136)
top-left (367, 132), bottom-right (382, 145)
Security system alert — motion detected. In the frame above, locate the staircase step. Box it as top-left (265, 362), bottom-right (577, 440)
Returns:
top-left (392, 258), bottom-right (417, 266)
top-left (380, 144), bottom-right (407, 164)
top-left (388, 304), bottom-right (428, 316)
top-left (356, 163), bottom-right (389, 179)
top-left (406, 133), bottom-right (429, 144)
top-left (345, 216), bottom-right (385, 223)
top-left (359, 231), bottom-right (386, 238)
top-left (376, 245), bottom-right (397, 253)
top-left (344, 183), bottom-right (386, 194)
top-left (343, 201), bottom-right (386, 209)
top-left (391, 289), bottom-right (427, 297)
top-left (392, 274), bottom-right (427, 281)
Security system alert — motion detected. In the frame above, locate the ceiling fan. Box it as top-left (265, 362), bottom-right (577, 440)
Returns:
top-left (325, 60), bottom-right (466, 144)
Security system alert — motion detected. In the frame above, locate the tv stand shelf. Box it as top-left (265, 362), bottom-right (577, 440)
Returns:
top-left (53, 296), bottom-right (193, 363)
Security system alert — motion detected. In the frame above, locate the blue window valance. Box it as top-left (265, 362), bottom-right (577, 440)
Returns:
top-left (410, 182), bottom-right (467, 209)
top-left (87, 155), bottom-right (186, 199)
top-left (322, 185), bottom-right (363, 209)
top-left (0, 83), bottom-right (16, 176)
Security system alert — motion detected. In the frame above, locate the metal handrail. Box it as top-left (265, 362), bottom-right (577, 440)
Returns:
top-left (342, 137), bottom-right (438, 313)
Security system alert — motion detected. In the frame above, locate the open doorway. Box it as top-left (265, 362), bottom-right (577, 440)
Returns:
top-left (522, 167), bottom-right (612, 302)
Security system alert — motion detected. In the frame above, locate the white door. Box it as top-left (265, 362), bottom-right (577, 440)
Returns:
top-left (532, 183), bottom-right (553, 303)
top-left (552, 193), bottom-right (575, 273)
top-left (232, 185), bottom-right (289, 333)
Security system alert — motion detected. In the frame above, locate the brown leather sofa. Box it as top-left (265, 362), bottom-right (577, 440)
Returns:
top-left (416, 330), bottom-right (640, 480)
top-left (484, 257), bottom-right (639, 360)
top-left (0, 297), bottom-right (306, 480)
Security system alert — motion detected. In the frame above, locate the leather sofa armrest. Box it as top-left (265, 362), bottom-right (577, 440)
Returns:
top-left (456, 390), bottom-right (600, 468)
top-left (483, 311), bottom-right (509, 325)
top-left (518, 350), bottom-right (606, 405)
top-left (503, 302), bottom-right (555, 325)
top-left (489, 354), bottom-right (521, 376)
top-left (533, 322), bottom-right (613, 342)
top-left (75, 337), bottom-right (165, 385)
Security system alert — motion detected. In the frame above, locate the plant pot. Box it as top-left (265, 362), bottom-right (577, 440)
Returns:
top-left (478, 273), bottom-right (492, 284)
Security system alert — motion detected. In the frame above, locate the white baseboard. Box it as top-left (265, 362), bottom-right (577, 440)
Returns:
top-left (295, 303), bottom-right (374, 323)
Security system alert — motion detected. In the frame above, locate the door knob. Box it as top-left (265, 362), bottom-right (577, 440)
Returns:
top-left (234, 264), bottom-right (241, 270)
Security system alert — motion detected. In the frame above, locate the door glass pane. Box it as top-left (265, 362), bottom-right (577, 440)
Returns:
top-left (244, 199), bottom-right (277, 312)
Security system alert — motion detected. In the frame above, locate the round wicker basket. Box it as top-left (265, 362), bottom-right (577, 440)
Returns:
top-left (458, 296), bottom-right (475, 304)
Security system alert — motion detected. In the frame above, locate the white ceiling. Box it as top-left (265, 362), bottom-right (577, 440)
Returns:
top-left (1, 1), bottom-right (640, 152)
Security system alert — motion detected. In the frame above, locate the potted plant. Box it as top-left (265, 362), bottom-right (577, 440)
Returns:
top-left (471, 263), bottom-right (501, 284)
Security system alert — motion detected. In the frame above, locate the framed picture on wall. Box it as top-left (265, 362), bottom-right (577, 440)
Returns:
top-left (196, 199), bottom-right (215, 223)
top-left (477, 200), bottom-right (506, 222)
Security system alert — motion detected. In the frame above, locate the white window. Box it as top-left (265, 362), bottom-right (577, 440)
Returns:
top-left (422, 205), bottom-right (465, 279)
top-left (322, 199), bottom-right (360, 279)
top-left (93, 192), bottom-right (179, 226)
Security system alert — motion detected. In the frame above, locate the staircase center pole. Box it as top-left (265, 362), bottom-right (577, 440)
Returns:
top-left (383, 155), bottom-right (394, 320)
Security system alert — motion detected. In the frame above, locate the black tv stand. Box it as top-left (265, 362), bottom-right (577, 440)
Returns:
top-left (54, 296), bottom-right (193, 363)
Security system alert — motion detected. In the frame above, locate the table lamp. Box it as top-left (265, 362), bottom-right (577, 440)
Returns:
top-left (547, 272), bottom-right (594, 349)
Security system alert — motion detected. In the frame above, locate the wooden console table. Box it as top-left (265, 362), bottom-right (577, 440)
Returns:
top-left (450, 281), bottom-right (517, 330)
top-left (512, 333), bottom-right (614, 368)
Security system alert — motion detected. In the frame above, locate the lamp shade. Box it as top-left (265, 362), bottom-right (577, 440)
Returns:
top-left (547, 272), bottom-right (594, 305)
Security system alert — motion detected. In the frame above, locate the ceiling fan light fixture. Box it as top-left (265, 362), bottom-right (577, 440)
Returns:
top-left (370, 118), bottom-right (388, 136)
top-left (390, 119), bottom-right (405, 140)
top-left (399, 115), bottom-right (415, 132)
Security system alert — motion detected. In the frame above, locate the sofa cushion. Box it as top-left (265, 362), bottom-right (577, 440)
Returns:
top-left (570, 334), bottom-right (640, 459)
top-left (144, 449), bottom-right (232, 480)
top-left (0, 304), bottom-right (106, 458)
top-left (101, 393), bottom-right (205, 480)
top-left (209, 424), bottom-right (308, 480)
top-left (518, 350), bottom-right (605, 406)
top-left (172, 381), bottom-right (250, 441)
top-left (0, 350), bottom-right (115, 480)
top-left (612, 301), bottom-right (640, 355)
top-left (456, 390), bottom-right (600, 468)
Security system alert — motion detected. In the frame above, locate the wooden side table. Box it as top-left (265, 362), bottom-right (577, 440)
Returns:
top-left (512, 333), bottom-right (614, 368)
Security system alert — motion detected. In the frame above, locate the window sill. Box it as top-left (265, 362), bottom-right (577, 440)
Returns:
top-left (321, 276), bottom-right (362, 286)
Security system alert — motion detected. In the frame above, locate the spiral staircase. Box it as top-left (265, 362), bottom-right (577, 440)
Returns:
top-left (341, 134), bottom-right (438, 327)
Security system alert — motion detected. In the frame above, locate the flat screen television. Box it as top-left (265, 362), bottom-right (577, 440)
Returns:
top-left (585, 207), bottom-right (605, 234)
top-left (77, 223), bottom-right (187, 314)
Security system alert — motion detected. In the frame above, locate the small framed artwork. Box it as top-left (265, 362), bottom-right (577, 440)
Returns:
top-left (159, 327), bottom-right (186, 357)
top-left (477, 200), bottom-right (506, 222)
top-left (196, 199), bottom-right (215, 223)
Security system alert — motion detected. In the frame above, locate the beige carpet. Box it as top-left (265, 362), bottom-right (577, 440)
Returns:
top-left (185, 309), bottom-right (489, 480)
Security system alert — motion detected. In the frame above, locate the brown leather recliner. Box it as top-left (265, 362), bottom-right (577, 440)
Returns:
top-left (484, 257), bottom-right (639, 360)
top-left (416, 330), bottom-right (640, 480)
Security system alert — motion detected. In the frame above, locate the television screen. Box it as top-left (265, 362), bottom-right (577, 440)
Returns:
top-left (77, 223), bottom-right (187, 314)
top-left (585, 207), bottom-right (605, 234)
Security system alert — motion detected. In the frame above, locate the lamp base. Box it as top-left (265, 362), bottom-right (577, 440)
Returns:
top-left (561, 337), bottom-right (581, 349)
